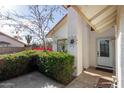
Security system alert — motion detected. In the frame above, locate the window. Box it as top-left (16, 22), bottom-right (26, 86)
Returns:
top-left (57, 39), bottom-right (67, 52)
top-left (100, 40), bottom-right (109, 57)
top-left (0, 41), bottom-right (10, 47)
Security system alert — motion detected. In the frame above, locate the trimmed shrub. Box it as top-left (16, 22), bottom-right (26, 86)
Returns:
top-left (0, 50), bottom-right (74, 85)
top-left (0, 50), bottom-right (34, 80)
top-left (36, 51), bottom-right (74, 84)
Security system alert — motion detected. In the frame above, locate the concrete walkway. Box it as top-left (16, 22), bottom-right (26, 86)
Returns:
top-left (0, 72), bottom-right (64, 88)
top-left (0, 68), bottom-right (113, 88)
top-left (66, 68), bottom-right (113, 88)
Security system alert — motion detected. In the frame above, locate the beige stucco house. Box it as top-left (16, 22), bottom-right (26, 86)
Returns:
top-left (46, 5), bottom-right (124, 88)
top-left (0, 31), bottom-right (25, 47)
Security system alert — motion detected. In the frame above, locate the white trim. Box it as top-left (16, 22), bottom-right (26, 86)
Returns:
top-left (116, 31), bottom-right (122, 87)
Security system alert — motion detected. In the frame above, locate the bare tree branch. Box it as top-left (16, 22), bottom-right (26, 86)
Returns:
top-left (0, 5), bottom-right (65, 49)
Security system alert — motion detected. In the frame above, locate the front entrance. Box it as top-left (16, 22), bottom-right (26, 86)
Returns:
top-left (97, 38), bottom-right (115, 70)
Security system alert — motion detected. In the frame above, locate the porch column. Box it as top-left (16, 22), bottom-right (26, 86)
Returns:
top-left (117, 6), bottom-right (124, 87)
top-left (67, 7), bottom-right (90, 76)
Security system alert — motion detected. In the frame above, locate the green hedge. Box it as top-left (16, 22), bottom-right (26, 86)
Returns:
top-left (36, 51), bottom-right (74, 84)
top-left (0, 51), bottom-right (34, 80)
top-left (0, 50), bottom-right (74, 84)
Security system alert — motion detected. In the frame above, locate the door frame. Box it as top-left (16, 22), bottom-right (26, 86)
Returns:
top-left (96, 37), bottom-right (115, 70)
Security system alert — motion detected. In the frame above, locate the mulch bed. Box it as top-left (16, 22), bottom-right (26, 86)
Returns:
top-left (96, 78), bottom-right (112, 88)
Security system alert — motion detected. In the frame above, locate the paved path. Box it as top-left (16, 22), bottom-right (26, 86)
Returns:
top-left (66, 72), bottom-right (99, 88)
top-left (0, 68), bottom-right (113, 88)
top-left (0, 72), bottom-right (64, 88)
top-left (66, 68), bottom-right (113, 88)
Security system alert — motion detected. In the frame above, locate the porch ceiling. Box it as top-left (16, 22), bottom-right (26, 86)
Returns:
top-left (73, 5), bottom-right (117, 33)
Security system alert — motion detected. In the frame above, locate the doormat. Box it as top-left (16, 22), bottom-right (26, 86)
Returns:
top-left (96, 67), bottom-right (113, 73)
top-left (96, 78), bottom-right (112, 88)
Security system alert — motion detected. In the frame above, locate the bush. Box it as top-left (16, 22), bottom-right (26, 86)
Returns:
top-left (0, 51), bottom-right (33, 80)
top-left (0, 50), bottom-right (74, 85)
top-left (36, 51), bottom-right (74, 84)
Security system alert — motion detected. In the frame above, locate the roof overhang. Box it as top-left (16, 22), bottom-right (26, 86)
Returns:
top-left (46, 5), bottom-right (117, 38)
top-left (0, 32), bottom-right (26, 45)
top-left (46, 14), bottom-right (67, 38)
top-left (72, 5), bottom-right (117, 33)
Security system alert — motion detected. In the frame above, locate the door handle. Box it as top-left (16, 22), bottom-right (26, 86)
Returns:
top-left (97, 51), bottom-right (99, 56)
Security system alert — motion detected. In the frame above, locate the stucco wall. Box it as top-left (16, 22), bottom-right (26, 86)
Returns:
top-left (68, 7), bottom-right (90, 76)
top-left (0, 34), bottom-right (24, 47)
top-left (89, 27), bottom-right (115, 67)
top-left (82, 23), bottom-right (90, 69)
top-left (51, 21), bottom-right (68, 51)
top-left (68, 7), bottom-right (82, 76)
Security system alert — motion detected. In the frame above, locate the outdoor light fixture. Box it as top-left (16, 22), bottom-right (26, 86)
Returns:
top-left (70, 39), bottom-right (75, 44)
top-left (68, 35), bottom-right (77, 46)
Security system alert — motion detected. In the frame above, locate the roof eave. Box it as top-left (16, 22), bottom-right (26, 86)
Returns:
top-left (46, 14), bottom-right (67, 38)
top-left (0, 32), bottom-right (26, 45)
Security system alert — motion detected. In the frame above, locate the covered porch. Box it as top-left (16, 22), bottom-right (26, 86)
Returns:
top-left (66, 67), bottom-right (113, 88)
top-left (67, 5), bottom-right (117, 74)
top-left (66, 5), bottom-right (124, 88)
top-left (66, 5), bottom-right (118, 87)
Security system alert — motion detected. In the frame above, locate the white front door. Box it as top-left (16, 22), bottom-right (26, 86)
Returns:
top-left (97, 38), bottom-right (115, 69)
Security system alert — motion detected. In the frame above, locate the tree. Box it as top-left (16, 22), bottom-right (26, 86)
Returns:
top-left (0, 5), bottom-right (65, 49)
top-left (25, 35), bottom-right (32, 46)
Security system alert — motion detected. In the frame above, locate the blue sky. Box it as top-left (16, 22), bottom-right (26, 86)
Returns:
top-left (0, 5), bottom-right (67, 43)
